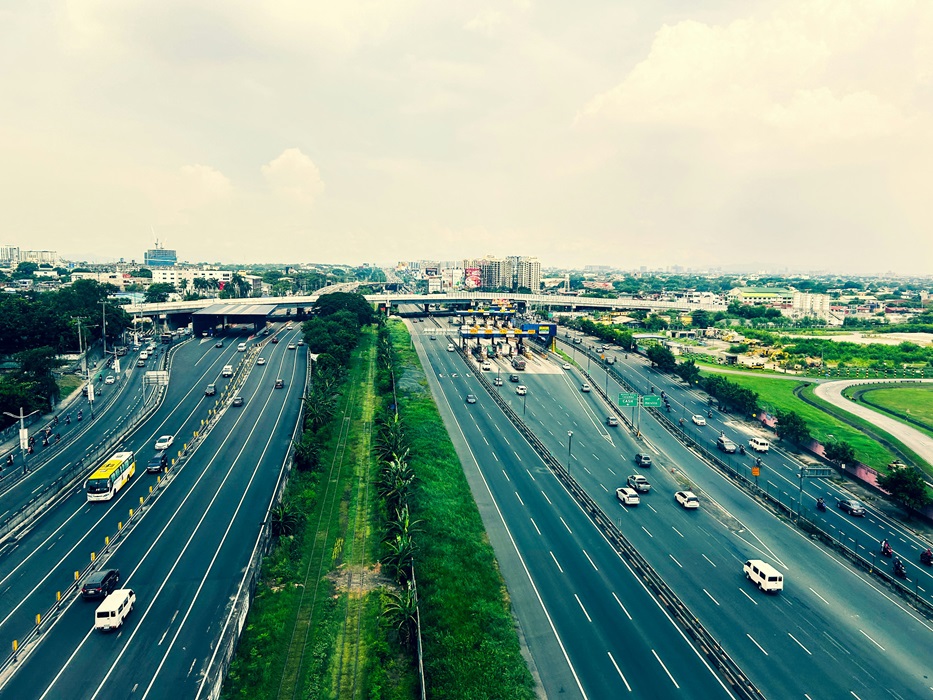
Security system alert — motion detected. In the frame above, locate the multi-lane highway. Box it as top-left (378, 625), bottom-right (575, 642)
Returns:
top-left (0, 324), bottom-right (307, 699)
top-left (416, 319), bottom-right (933, 699)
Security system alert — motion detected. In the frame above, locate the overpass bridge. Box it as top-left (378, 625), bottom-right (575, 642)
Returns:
top-left (126, 292), bottom-right (725, 322)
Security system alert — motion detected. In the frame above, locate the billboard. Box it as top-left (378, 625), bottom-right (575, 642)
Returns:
top-left (465, 267), bottom-right (481, 289)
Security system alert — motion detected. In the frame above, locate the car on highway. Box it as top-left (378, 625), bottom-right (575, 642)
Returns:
top-left (104, 375), bottom-right (115, 385)
top-left (481, 361), bottom-right (491, 370)
top-left (561, 363), bottom-right (571, 370)
top-left (154, 435), bottom-right (174, 451)
top-left (297, 339), bottom-right (305, 346)
top-left (146, 451), bottom-right (169, 473)
top-left (691, 414), bottom-right (707, 426)
top-left (675, 491), bottom-right (700, 509)
top-left (634, 453), bottom-right (652, 467)
top-left (615, 487), bottom-right (640, 506)
top-left (271, 336), bottom-right (279, 344)
top-left (493, 377), bottom-right (503, 386)
top-left (287, 343), bottom-right (296, 350)
top-left (81, 568), bottom-right (120, 600)
top-left (232, 396), bottom-right (244, 407)
top-left (136, 359), bottom-right (146, 367)
top-left (509, 374), bottom-right (520, 382)
top-left (716, 435), bottom-right (737, 453)
top-left (205, 384), bottom-right (216, 396)
top-left (275, 378), bottom-right (284, 389)
top-left (447, 343), bottom-right (455, 352)
top-left (581, 383), bottom-right (591, 393)
top-left (94, 588), bottom-right (136, 632)
top-left (215, 340), bottom-right (224, 348)
top-left (607, 415), bottom-right (618, 427)
top-left (627, 474), bottom-right (650, 493)
top-left (257, 357), bottom-right (266, 365)
top-left (516, 385), bottom-right (527, 396)
top-left (466, 394), bottom-right (477, 404)
top-left (837, 498), bottom-right (866, 516)
top-left (286, 323), bottom-right (293, 330)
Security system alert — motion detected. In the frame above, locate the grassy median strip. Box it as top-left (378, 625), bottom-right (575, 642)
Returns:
top-left (388, 321), bottom-right (535, 700)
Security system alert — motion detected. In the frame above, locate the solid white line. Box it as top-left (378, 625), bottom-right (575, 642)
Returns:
top-left (550, 551), bottom-right (564, 574)
top-left (746, 633), bottom-right (768, 656)
top-left (574, 594), bottom-right (592, 622)
top-left (607, 652), bottom-right (632, 692)
top-left (582, 550), bottom-right (599, 571)
top-left (651, 649), bottom-right (680, 688)
top-left (611, 592), bottom-right (633, 620)
top-left (788, 633), bottom-right (812, 655)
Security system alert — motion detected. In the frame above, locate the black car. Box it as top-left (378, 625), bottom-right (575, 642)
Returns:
top-left (509, 374), bottom-right (520, 382)
top-left (232, 396), bottom-right (244, 407)
top-left (82, 568), bottom-right (120, 599)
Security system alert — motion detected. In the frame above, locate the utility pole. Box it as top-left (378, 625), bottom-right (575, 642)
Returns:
top-left (101, 301), bottom-right (108, 355)
top-left (3, 407), bottom-right (40, 474)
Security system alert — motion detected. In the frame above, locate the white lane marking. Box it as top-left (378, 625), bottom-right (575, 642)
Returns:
top-left (611, 592), bottom-right (633, 620)
top-left (492, 452), bottom-right (499, 462)
top-left (788, 633), bottom-right (812, 655)
top-left (651, 649), bottom-right (680, 688)
top-left (559, 517), bottom-right (573, 534)
top-left (599, 483), bottom-right (609, 492)
top-left (515, 491), bottom-right (525, 506)
top-left (671, 526), bottom-right (684, 538)
top-left (646, 503), bottom-right (657, 514)
top-left (483, 436), bottom-right (489, 445)
top-left (550, 551), bottom-right (564, 573)
top-left (669, 555), bottom-right (683, 569)
top-left (606, 467), bottom-right (616, 476)
top-left (702, 554), bottom-right (716, 567)
top-left (541, 491), bottom-right (552, 505)
top-left (582, 550), bottom-right (599, 571)
top-left (526, 468), bottom-right (536, 481)
top-left (739, 588), bottom-right (758, 605)
top-left (607, 652), bottom-right (633, 692)
top-left (746, 634), bottom-right (768, 656)
top-left (809, 588), bottom-right (830, 605)
top-left (574, 594), bottom-right (592, 623)
top-left (859, 629), bottom-right (885, 651)
top-left (641, 526), bottom-right (653, 538)
top-left (703, 589), bottom-right (720, 606)
top-left (502, 469), bottom-right (509, 481)
top-left (530, 518), bottom-right (541, 536)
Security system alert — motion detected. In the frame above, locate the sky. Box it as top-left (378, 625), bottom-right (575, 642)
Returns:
top-left (2, 0), bottom-right (932, 274)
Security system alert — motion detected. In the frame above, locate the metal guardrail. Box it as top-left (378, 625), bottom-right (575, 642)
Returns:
top-left (459, 346), bottom-right (765, 700)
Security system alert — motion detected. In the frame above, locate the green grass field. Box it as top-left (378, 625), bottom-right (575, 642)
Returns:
top-left (702, 371), bottom-right (898, 470)
top-left (854, 385), bottom-right (933, 434)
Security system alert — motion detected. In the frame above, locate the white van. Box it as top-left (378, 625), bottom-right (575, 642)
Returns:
top-left (222, 364), bottom-right (233, 378)
top-left (139, 351), bottom-right (149, 360)
top-left (237, 343), bottom-right (247, 352)
top-left (95, 588), bottom-right (136, 631)
top-left (744, 559), bottom-right (783, 593)
top-left (447, 343), bottom-right (455, 352)
top-left (749, 437), bottom-right (770, 453)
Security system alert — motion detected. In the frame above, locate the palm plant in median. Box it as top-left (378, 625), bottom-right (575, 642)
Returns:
top-left (382, 581), bottom-right (419, 650)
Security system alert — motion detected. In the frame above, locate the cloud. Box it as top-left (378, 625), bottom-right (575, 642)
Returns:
top-left (464, 10), bottom-right (505, 37)
top-left (260, 148), bottom-right (324, 203)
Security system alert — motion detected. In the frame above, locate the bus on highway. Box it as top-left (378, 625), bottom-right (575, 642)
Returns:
top-left (160, 333), bottom-right (173, 344)
top-left (86, 451), bottom-right (136, 502)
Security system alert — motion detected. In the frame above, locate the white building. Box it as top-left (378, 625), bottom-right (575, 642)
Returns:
top-left (20, 250), bottom-right (59, 266)
top-left (71, 271), bottom-right (132, 289)
top-left (151, 268), bottom-right (233, 290)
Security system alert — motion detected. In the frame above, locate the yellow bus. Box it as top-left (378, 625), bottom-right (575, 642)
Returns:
top-left (86, 451), bottom-right (136, 502)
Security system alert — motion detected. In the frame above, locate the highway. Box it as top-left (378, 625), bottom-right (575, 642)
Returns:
top-left (0, 324), bottom-right (306, 699)
top-left (415, 332), bottom-right (738, 699)
top-left (419, 320), bottom-right (933, 699)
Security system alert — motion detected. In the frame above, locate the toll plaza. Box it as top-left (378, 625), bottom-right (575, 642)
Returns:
top-left (458, 322), bottom-right (557, 357)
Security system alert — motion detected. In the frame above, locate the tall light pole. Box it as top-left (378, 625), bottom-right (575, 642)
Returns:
top-left (4, 407), bottom-right (40, 474)
top-left (567, 431), bottom-right (573, 478)
top-left (100, 301), bottom-right (108, 356)
top-left (522, 391), bottom-right (527, 416)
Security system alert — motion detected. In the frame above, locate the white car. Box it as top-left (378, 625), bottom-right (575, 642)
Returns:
top-left (104, 375), bottom-right (115, 385)
top-left (154, 435), bottom-right (174, 451)
top-left (493, 377), bottom-right (503, 386)
top-left (607, 415), bottom-right (619, 427)
top-left (481, 361), bottom-right (492, 371)
top-left (616, 487), bottom-right (640, 506)
top-left (516, 385), bottom-right (527, 396)
top-left (287, 343), bottom-right (296, 350)
top-left (257, 357), bottom-right (266, 365)
top-left (561, 363), bottom-right (571, 370)
top-left (675, 491), bottom-right (700, 509)
top-left (692, 414), bottom-right (707, 426)
top-left (581, 383), bottom-right (591, 393)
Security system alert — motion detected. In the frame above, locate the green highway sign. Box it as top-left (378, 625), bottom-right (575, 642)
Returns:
top-left (618, 393), bottom-right (638, 407)
top-left (642, 395), bottom-right (663, 407)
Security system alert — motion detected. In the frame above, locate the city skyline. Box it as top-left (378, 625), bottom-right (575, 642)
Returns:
top-left (2, 2), bottom-right (932, 274)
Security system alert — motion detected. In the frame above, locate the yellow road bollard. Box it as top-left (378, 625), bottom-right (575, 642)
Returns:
top-left (91, 552), bottom-right (96, 562)
top-left (105, 536), bottom-right (110, 547)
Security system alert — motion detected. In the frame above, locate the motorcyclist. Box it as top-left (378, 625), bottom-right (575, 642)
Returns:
top-left (881, 539), bottom-right (892, 556)
top-left (894, 558), bottom-right (906, 576)
top-left (650, 386), bottom-right (654, 393)
top-left (6, 454), bottom-right (13, 467)
top-left (707, 409), bottom-right (712, 418)
top-left (739, 444), bottom-right (746, 455)
top-left (921, 549), bottom-right (933, 564)
top-left (679, 418), bottom-right (684, 427)
top-left (816, 497), bottom-right (825, 510)
top-left (65, 415), bottom-right (71, 425)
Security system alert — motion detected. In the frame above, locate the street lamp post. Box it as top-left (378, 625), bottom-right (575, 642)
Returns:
top-left (567, 430), bottom-right (573, 478)
top-left (3, 407), bottom-right (41, 475)
top-left (523, 391), bottom-right (527, 416)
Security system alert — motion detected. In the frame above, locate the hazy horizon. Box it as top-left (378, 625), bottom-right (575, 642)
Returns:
top-left (3, 1), bottom-right (932, 275)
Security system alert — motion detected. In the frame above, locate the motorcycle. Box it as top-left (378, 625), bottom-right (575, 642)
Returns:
top-left (893, 559), bottom-right (907, 579)
top-left (665, 404), bottom-right (671, 413)
top-left (707, 410), bottom-right (713, 418)
top-left (921, 550), bottom-right (933, 566)
top-left (738, 445), bottom-right (746, 456)
top-left (881, 542), bottom-right (893, 558)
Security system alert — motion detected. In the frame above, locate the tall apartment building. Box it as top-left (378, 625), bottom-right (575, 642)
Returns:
top-left (151, 268), bottom-right (232, 288)
top-left (510, 256), bottom-right (541, 292)
top-left (144, 241), bottom-right (177, 267)
top-left (0, 245), bottom-right (19, 266)
top-left (20, 250), bottom-right (59, 266)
